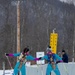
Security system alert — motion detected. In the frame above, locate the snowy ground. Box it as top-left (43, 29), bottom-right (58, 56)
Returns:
top-left (0, 69), bottom-right (13, 75)
top-left (0, 62), bottom-right (75, 75)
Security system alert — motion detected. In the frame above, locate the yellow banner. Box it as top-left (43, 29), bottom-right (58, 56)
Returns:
top-left (50, 33), bottom-right (58, 54)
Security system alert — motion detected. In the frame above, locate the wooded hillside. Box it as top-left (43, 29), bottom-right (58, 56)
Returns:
top-left (0, 0), bottom-right (75, 69)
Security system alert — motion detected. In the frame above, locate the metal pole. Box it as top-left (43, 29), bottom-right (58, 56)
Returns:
top-left (72, 22), bottom-right (75, 62)
top-left (53, 28), bottom-right (56, 33)
top-left (3, 62), bottom-right (5, 75)
top-left (72, 28), bottom-right (75, 62)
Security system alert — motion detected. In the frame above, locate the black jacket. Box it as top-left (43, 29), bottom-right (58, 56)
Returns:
top-left (62, 53), bottom-right (68, 63)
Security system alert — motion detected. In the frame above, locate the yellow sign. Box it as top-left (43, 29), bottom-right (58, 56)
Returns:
top-left (50, 33), bottom-right (58, 54)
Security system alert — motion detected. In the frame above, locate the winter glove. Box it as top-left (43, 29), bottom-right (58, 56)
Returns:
top-left (56, 60), bottom-right (63, 64)
top-left (5, 53), bottom-right (9, 56)
top-left (38, 57), bottom-right (42, 60)
top-left (56, 61), bottom-right (60, 64)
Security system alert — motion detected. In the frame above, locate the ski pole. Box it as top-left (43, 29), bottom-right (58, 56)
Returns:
top-left (5, 53), bottom-right (13, 69)
top-left (62, 63), bottom-right (69, 75)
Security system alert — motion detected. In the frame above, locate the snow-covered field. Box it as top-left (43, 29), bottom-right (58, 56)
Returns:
top-left (0, 69), bottom-right (13, 75)
top-left (0, 62), bottom-right (75, 75)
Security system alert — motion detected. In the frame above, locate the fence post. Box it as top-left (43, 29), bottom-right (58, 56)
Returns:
top-left (3, 62), bottom-right (5, 75)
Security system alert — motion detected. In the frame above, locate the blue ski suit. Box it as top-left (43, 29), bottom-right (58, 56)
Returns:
top-left (41, 53), bottom-right (62, 75)
top-left (12, 53), bottom-right (36, 75)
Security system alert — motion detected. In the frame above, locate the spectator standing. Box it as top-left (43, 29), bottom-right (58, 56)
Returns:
top-left (62, 50), bottom-right (68, 63)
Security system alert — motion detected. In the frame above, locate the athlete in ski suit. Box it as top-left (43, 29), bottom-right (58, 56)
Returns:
top-left (40, 46), bottom-right (63, 75)
top-left (5, 47), bottom-right (40, 75)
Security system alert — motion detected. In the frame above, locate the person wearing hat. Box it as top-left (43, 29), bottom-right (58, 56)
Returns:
top-left (5, 47), bottom-right (40, 75)
top-left (62, 50), bottom-right (68, 63)
top-left (39, 45), bottom-right (63, 75)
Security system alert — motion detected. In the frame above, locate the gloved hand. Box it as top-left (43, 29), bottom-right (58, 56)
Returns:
top-left (56, 60), bottom-right (63, 64)
top-left (38, 57), bottom-right (42, 60)
top-left (5, 53), bottom-right (9, 56)
top-left (56, 61), bottom-right (60, 64)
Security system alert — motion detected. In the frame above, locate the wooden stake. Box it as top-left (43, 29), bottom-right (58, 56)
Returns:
top-left (17, 1), bottom-right (21, 60)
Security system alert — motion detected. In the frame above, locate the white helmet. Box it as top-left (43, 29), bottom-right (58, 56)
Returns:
top-left (46, 45), bottom-right (52, 51)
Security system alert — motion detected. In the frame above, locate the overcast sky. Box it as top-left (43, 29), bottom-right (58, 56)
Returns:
top-left (59, 0), bottom-right (75, 5)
